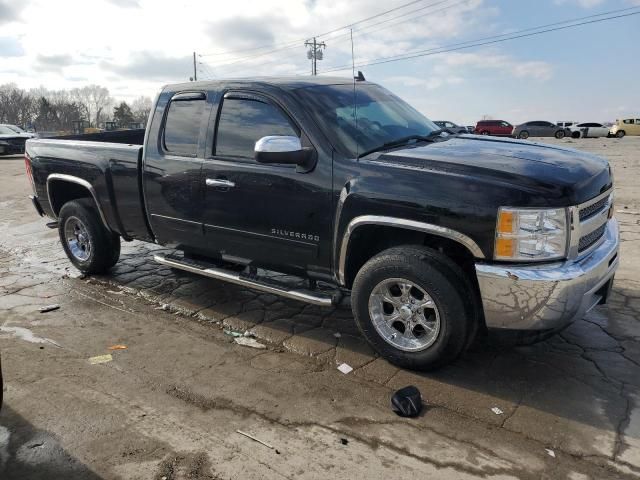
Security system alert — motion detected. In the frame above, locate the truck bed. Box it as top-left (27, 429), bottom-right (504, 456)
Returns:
top-left (27, 135), bottom-right (152, 242)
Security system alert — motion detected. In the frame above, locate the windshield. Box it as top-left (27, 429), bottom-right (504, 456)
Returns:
top-left (0, 126), bottom-right (17, 135)
top-left (294, 84), bottom-right (439, 158)
top-left (4, 125), bottom-right (25, 133)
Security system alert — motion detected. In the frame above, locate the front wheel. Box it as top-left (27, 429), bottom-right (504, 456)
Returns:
top-left (58, 198), bottom-right (120, 274)
top-left (518, 131), bottom-right (529, 139)
top-left (351, 246), bottom-right (475, 370)
top-left (615, 130), bottom-right (626, 138)
top-left (555, 130), bottom-right (566, 139)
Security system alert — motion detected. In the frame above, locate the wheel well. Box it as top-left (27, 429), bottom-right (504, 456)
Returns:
top-left (48, 180), bottom-right (92, 216)
top-left (343, 225), bottom-right (486, 328)
top-left (344, 225), bottom-right (477, 285)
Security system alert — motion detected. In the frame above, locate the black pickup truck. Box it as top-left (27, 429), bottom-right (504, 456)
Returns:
top-left (25, 77), bottom-right (619, 370)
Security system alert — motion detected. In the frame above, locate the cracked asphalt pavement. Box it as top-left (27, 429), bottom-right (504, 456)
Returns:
top-left (1, 137), bottom-right (639, 479)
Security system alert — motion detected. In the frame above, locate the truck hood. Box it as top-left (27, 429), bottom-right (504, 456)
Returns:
top-left (370, 135), bottom-right (612, 205)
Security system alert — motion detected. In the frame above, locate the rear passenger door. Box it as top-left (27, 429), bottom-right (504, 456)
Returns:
top-left (199, 91), bottom-right (332, 272)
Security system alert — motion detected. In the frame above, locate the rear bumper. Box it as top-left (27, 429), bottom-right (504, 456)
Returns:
top-left (475, 218), bottom-right (619, 331)
top-left (30, 195), bottom-right (45, 217)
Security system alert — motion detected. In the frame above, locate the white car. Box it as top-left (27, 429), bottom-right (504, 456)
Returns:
top-left (568, 122), bottom-right (610, 138)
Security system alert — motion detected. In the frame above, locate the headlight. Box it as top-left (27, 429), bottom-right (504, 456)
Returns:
top-left (495, 207), bottom-right (568, 261)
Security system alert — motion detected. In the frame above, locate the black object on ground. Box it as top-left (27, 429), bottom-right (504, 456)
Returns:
top-left (391, 386), bottom-right (423, 417)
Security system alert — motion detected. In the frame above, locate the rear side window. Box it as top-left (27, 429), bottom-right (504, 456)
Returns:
top-left (164, 95), bottom-right (205, 156)
top-left (215, 97), bottom-right (298, 159)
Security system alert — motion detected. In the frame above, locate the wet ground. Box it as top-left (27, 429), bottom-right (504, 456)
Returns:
top-left (1, 136), bottom-right (639, 479)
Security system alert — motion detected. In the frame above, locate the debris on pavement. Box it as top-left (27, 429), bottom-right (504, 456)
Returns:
top-left (337, 363), bottom-right (353, 374)
top-left (155, 304), bottom-right (170, 311)
top-left (39, 304), bottom-right (60, 313)
top-left (391, 385), bottom-right (423, 418)
top-left (108, 344), bottom-right (127, 350)
top-left (545, 448), bottom-right (556, 458)
top-left (224, 329), bottom-right (245, 337)
top-left (106, 290), bottom-right (125, 295)
top-left (234, 337), bottom-right (266, 349)
top-left (236, 430), bottom-right (277, 452)
top-left (88, 354), bottom-right (113, 365)
top-left (491, 407), bottom-right (504, 415)
top-left (340, 438), bottom-right (349, 446)
top-left (333, 332), bottom-right (342, 338)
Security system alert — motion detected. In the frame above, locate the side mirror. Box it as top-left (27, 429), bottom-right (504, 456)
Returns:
top-left (254, 136), bottom-right (313, 167)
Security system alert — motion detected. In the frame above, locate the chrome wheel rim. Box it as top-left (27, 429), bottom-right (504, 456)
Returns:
top-left (368, 278), bottom-right (441, 352)
top-left (64, 216), bottom-right (92, 261)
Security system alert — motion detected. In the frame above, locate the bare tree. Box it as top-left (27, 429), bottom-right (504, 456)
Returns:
top-left (131, 96), bottom-right (152, 125)
top-left (70, 85), bottom-right (112, 127)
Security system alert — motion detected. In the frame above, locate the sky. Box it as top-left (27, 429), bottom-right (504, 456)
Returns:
top-left (0, 0), bottom-right (638, 125)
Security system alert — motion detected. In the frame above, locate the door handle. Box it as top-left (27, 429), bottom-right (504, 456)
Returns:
top-left (206, 178), bottom-right (235, 188)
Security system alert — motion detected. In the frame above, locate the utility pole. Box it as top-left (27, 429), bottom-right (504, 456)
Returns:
top-left (192, 51), bottom-right (197, 81)
top-left (305, 38), bottom-right (326, 76)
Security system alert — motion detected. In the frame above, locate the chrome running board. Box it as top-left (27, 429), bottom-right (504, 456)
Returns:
top-left (154, 254), bottom-right (337, 307)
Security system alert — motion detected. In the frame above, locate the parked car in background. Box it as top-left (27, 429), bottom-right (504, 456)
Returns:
top-left (433, 121), bottom-right (468, 134)
top-left (609, 118), bottom-right (640, 138)
top-left (0, 125), bottom-right (33, 155)
top-left (474, 120), bottom-right (514, 136)
top-left (556, 121), bottom-right (577, 129)
top-left (466, 125), bottom-right (475, 134)
top-left (513, 121), bottom-right (567, 139)
top-left (569, 122), bottom-right (610, 139)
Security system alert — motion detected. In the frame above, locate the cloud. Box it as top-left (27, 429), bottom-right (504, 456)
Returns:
top-left (104, 52), bottom-right (192, 81)
top-left (0, 37), bottom-right (24, 57)
top-left (443, 52), bottom-right (553, 81)
top-left (0, 0), bottom-right (24, 25)
top-left (206, 16), bottom-right (282, 50)
top-left (35, 54), bottom-right (75, 72)
top-left (106, 0), bottom-right (141, 7)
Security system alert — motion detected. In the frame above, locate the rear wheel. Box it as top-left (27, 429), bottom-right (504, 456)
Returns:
top-left (481, 131), bottom-right (489, 135)
top-left (518, 131), bottom-right (529, 139)
top-left (615, 130), bottom-right (626, 138)
top-left (351, 246), bottom-right (475, 370)
top-left (58, 199), bottom-right (120, 274)
top-left (555, 130), bottom-right (566, 139)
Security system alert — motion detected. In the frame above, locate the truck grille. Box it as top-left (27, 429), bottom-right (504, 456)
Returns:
top-left (574, 192), bottom-right (611, 256)
top-left (579, 195), bottom-right (610, 221)
top-left (579, 223), bottom-right (607, 252)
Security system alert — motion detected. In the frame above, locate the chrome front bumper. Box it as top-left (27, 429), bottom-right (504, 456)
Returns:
top-left (475, 218), bottom-right (619, 331)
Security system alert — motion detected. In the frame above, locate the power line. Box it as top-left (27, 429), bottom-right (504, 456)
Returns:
top-left (208, 0), bottom-right (464, 77)
top-left (317, 8), bottom-right (640, 74)
top-left (200, 0), bottom-right (429, 58)
top-left (319, 0), bottom-right (460, 43)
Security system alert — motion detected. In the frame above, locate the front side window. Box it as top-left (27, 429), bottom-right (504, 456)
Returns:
top-left (215, 97), bottom-right (298, 159)
top-left (501, 121), bottom-right (511, 127)
top-left (164, 96), bottom-right (205, 156)
top-left (294, 84), bottom-right (439, 158)
top-left (623, 119), bottom-right (634, 124)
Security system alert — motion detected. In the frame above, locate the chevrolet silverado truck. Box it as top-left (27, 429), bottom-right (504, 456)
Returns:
top-left (25, 77), bottom-right (619, 370)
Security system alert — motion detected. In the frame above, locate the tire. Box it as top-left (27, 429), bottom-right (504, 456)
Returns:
top-left (615, 130), bottom-right (625, 138)
top-left (351, 246), bottom-right (475, 370)
top-left (571, 131), bottom-right (581, 139)
top-left (518, 131), bottom-right (529, 139)
top-left (481, 131), bottom-right (489, 135)
top-left (58, 198), bottom-right (120, 274)
top-left (555, 130), bottom-right (566, 139)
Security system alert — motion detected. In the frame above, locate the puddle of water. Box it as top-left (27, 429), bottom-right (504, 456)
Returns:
top-left (0, 326), bottom-right (61, 347)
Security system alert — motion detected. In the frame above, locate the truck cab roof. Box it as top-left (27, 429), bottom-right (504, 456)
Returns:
top-left (163, 76), bottom-right (367, 93)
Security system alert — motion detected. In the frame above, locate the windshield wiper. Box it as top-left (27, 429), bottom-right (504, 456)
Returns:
top-left (357, 131), bottom-right (443, 159)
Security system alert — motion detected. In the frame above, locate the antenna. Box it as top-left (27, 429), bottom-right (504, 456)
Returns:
top-left (350, 28), bottom-right (359, 159)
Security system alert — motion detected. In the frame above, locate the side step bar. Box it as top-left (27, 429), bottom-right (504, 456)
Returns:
top-left (154, 254), bottom-right (338, 307)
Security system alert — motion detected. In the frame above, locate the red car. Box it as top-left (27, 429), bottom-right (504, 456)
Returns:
top-left (474, 120), bottom-right (514, 137)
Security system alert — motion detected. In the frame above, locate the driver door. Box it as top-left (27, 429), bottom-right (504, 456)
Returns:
top-left (199, 91), bottom-right (332, 272)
